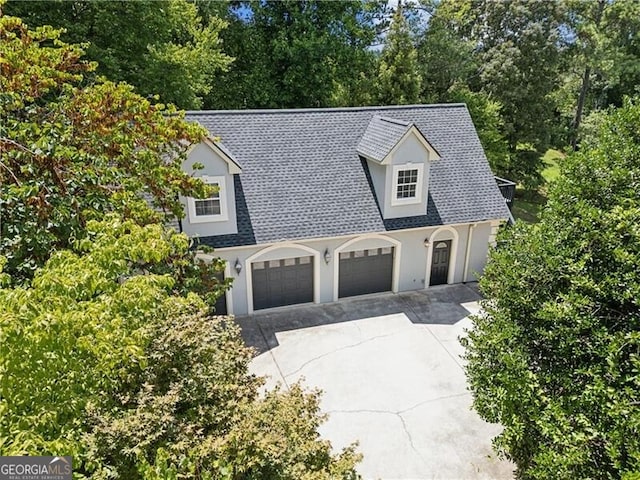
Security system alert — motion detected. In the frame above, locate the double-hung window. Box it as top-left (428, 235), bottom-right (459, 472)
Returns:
top-left (188, 175), bottom-right (228, 223)
top-left (392, 164), bottom-right (423, 205)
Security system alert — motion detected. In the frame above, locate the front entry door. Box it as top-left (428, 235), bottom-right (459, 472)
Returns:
top-left (430, 240), bottom-right (451, 286)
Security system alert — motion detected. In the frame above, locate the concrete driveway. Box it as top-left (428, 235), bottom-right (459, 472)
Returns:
top-left (236, 284), bottom-right (514, 480)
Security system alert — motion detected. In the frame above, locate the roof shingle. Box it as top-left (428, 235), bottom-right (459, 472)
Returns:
top-left (356, 115), bottom-right (412, 162)
top-left (187, 104), bottom-right (510, 249)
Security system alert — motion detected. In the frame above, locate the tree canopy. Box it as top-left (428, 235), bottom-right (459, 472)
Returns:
top-left (4, 0), bottom-right (232, 109)
top-left (0, 217), bottom-right (361, 478)
top-left (376, 4), bottom-right (421, 105)
top-left (0, 10), bottom-right (212, 281)
top-left (463, 98), bottom-right (640, 478)
top-left (8, 0), bottom-right (640, 189)
top-left (203, 0), bottom-right (387, 109)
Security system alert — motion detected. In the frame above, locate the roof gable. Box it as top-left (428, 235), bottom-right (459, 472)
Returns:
top-left (191, 136), bottom-right (242, 174)
top-left (386, 125), bottom-right (441, 164)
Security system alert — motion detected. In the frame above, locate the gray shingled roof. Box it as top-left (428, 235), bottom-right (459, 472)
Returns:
top-left (186, 104), bottom-right (511, 249)
top-left (357, 115), bottom-right (412, 162)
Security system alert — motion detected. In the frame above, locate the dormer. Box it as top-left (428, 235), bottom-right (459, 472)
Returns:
top-left (181, 137), bottom-right (242, 237)
top-left (358, 115), bottom-right (440, 219)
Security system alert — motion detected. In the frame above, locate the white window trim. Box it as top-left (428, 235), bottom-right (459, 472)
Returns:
top-left (391, 164), bottom-right (423, 206)
top-left (187, 175), bottom-right (229, 223)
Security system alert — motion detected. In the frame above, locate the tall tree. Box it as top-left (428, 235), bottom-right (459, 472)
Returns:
top-left (567, 0), bottom-right (606, 150)
top-left (417, 6), bottom-right (478, 103)
top-left (415, 6), bottom-right (509, 176)
top-left (488, 0), bottom-right (565, 187)
top-left (377, 3), bottom-right (422, 105)
top-left (0, 10), bottom-right (213, 280)
top-left (560, 0), bottom-right (640, 149)
top-left (203, 0), bottom-right (386, 109)
top-left (433, 0), bottom-right (568, 187)
top-left (4, 0), bottom-right (232, 108)
top-left (464, 98), bottom-right (640, 478)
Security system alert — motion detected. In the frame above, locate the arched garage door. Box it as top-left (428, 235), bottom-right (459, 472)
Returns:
top-left (252, 256), bottom-right (314, 310)
top-left (338, 247), bottom-right (394, 298)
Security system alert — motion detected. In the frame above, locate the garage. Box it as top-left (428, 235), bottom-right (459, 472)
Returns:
top-left (252, 256), bottom-right (314, 310)
top-left (338, 247), bottom-right (394, 298)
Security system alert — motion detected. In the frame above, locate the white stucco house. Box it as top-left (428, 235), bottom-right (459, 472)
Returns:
top-left (178, 104), bottom-right (512, 315)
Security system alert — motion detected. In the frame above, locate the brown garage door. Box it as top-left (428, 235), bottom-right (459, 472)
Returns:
top-left (338, 247), bottom-right (393, 298)
top-left (252, 256), bottom-right (314, 310)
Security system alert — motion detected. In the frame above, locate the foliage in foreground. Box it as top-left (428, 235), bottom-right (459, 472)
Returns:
top-left (0, 218), bottom-right (361, 479)
top-left (0, 11), bottom-right (211, 281)
top-left (464, 99), bottom-right (640, 478)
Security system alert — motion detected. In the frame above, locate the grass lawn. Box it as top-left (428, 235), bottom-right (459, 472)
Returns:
top-left (511, 149), bottom-right (564, 223)
top-left (541, 149), bottom-right (563, 183)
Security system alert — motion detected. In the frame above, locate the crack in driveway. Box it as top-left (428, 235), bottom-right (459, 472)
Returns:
top-left (325, 408), bottom-right (428, 468)
top-left (282, 330), bottom-right (401, 379)
top-left (325, 390), bottom-right (472, 463)
top-left (398, 392), bottom-right (470, 414)
top-left (249, 286), bottom-right (514, 479)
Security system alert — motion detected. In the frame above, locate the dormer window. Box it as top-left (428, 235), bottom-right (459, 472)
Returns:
top-left (397, 168), bottom-right (419, 198)
top-left (188, 175), bottom-right (229, 223)
top-left (392, 164), bottom-right (423, 206)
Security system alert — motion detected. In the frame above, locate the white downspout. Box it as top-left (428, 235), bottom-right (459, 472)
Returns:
top-left (463, 223), bottom-right (476, 283)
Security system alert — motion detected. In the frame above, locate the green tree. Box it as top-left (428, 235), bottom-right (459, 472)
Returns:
top-left (463, 98), bottom-right (640, 478)
top-left (0, 217), bottom-right (361, 478)
top-left (377, 4), bottom-right (422, 105)
top-left (558, 0), bottom-right (640, 149)
top-left (203, 0), bottom-right (386, 109)
top-left (432, 0), bottom-right (567, 187)
top-left (0, 11), bottom-right (213, 281)
top-left (446, 85), bottom-right (510, 176)
top-left (413, 2), bottom-right (509, 176)
top-left (416, 6), bottom-right (477, 102)
top-left (4, 0), bottom-right (232, 109)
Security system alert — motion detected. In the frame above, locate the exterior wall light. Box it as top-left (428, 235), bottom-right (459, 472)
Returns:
top-left (324, 248), bottom-right (331, 264)
top-left (423, 238), bottom-right (430, 247)
top-left (234, 258), bottom-right (242, 275)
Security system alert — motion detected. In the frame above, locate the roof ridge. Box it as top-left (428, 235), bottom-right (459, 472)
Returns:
top-left (376, 115), bottom-right (412, 127)
top-left (184, 103), bottom-right (467, 115)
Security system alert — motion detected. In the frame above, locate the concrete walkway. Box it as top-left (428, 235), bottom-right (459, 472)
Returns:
top-left (237, 284), bottom-right (514, 480)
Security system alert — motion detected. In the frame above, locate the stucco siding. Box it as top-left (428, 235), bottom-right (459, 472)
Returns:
top-left (180, 143), bottom-right (238, 237)
top-left (209, 221), bottom-right (496, 315)
top-left (390, 133), bottom-right (432, 165)
top-left (366, 159), bottom-right (387, 211)
top-left (465, 222), bottom-right (492, 282)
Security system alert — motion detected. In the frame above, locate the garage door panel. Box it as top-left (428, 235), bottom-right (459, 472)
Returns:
top-left (252, 256), bottom-right (314, 310)
top-left (339, 247), bottom-right (393, 298)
